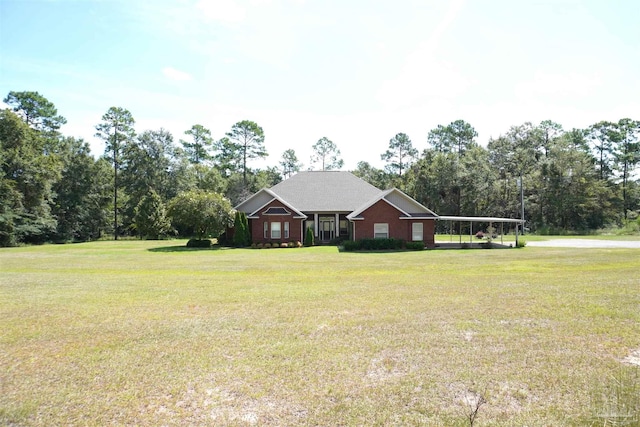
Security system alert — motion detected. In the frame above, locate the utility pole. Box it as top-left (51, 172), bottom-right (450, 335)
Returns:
top-left (519, 173), bottom-right (525, 235)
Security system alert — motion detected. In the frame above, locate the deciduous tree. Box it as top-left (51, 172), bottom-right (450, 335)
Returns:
top-left (168, 189), bottom-right (234, 241)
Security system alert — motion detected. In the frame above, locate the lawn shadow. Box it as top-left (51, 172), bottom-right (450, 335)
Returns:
top-left (148, 245), bottom-right (230, 253)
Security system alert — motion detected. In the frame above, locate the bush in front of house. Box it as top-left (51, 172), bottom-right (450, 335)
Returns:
top-left (342, 238), bottom-right (405, 251)
top-left (405, 241), bottom-right (425, 251)
top-left (342, 240), bottom-right (361, 251)
top-left (186, 238), bottom-right (212, 248)
top-left (359, 238), bottom-right (403, 250)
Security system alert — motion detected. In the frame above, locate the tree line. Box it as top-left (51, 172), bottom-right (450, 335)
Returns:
top-left (1, 90), bottom-right (638, 246)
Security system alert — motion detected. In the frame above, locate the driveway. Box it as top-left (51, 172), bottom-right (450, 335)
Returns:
top-left (527, 239), bottom-right (640, 248)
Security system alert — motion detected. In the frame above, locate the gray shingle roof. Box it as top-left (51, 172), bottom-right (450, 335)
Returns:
top-left (270, 171), bottom-right (383, 212)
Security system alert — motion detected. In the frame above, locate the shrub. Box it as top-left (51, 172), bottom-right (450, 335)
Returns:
top-left (342, 240), bottom-right (361, 251)
top-left (295, 241), bottom-right (302, 248)
top-left (250, 243), bottom-right (257, 249)
top-left (359, 238), bottom-right (403, 250)
top-left (186, 238), bottom-right (212, 248)
top-left (272, 242), bottom-right (280, 248)
top-left (516, 239), bottom-right (527, 248)
top-left (304, 227), bottom-right (314, 247)
top-left (343, 238), bottom-right (405, 251)
top-left (475, 231), bottom-right (484, 239)
top-left (280, 242), bottom-right (288, 248)
top-left (405, 241), bottom-right (425, 251)
top-left (256, 243), bottom-right (264, 249)
top-left (264, 242), bottom-right (272, 249)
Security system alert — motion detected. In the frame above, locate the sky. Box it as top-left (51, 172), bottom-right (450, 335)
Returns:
top-left (1, 0), bottom-right (639, 171)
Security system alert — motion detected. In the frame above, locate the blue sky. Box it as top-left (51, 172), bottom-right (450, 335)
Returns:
top-left (1, 0), bottom-right (639, 170)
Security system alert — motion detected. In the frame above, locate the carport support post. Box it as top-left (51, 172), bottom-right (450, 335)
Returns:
top-left (515, 222), bottom-right (519, 247)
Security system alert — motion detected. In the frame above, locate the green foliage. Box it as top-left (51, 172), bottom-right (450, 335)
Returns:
top-left (342, 238), bottom-right (404, 251)
top-left (0, 109), bottom-right (59, 245)
top-left (94, 107), bottom-right (135, 240)
top-left (342, 240), bottom-right (360, 251)
top-left (50, 137), bottom-right (111, 242)
top-left (515, 238), bottom-right (527, 248)
top-left (428, 119), bottom-right (478, 156)
top-left (351, 161), bottom-right (392, 190)
top-left (168, 189), bottom-right (234, 240)
top-left (186, 238), bottom-right (212, 248)
top-left (304, 226), bottom-right (314, 247)
top-left (381, 132), bottom-right (418, 177)
top-left (280, 148), bottom-right (302, 178)
top-left (405, 241), bottom-right (425, 250)
top-left (180, 124), bottom-right (213, 164)
top-left (233, 211), bottom-right (251, 247)
top-left (3, 90), bottom-right (67, 132)
top-left (226, 120), bottom-right (267, 184)
top-left (134, 189), bottom-right (171, 239)
top-left (311, 137), bottom-right (344, 170)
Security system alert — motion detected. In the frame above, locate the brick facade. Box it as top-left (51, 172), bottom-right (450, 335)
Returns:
top-left (250, 199), bottom-right (304, 244)
top-left (352, 199), bottom-right (436, 247)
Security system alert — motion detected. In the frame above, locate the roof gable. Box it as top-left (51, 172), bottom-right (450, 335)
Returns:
top-left (347, 188), bottom-right (438, 220)
top-left (235, 188), bottom-right (307, 219)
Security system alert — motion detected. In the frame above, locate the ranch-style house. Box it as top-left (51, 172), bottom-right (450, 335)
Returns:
top-left (234, 171), bottom-right (438, 247)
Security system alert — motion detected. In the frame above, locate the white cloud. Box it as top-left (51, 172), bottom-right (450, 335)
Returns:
top-left (195, 0), bottom-right (246, 23)
top-left (162, 67), bottom-right (192, 81)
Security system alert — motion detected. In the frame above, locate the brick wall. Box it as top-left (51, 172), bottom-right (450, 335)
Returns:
top-left (249, 200), bottom-right (304, 243)
top-left (353, 199), bottom-right (435, 247)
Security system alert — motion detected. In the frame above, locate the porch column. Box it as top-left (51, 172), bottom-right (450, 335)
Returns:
top-left (314, 213), bottom-right (318, 237)
top-left (335, 213), bottom-right (339, 238)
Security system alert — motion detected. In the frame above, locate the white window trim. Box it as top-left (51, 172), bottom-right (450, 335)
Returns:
top-left (374, 223), bottom-right (389, 239)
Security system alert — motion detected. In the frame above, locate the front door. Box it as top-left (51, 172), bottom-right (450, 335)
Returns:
top-left (319, 217), bottom-right (335, 242)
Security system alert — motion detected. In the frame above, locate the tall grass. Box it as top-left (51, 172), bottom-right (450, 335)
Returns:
top-left (1, 241), bottom-right (639, 425)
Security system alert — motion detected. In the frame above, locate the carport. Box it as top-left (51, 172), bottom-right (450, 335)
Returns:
top-left (437, 216), bottom-right (526, 247)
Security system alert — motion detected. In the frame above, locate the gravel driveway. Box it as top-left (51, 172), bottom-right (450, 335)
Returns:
top-left (527, 239), bottom-right (640, 248)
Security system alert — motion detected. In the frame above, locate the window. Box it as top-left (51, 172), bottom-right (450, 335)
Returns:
top-left (412, 222), bottom-right (423, 241)
top-left (339, 220), bottom-right (349, 236)
top-left (271, 222), bottom-right (281, 239)
top-left (374, 223), bottom-right (388, 239)
top-left (284, 222), bottom-right (289, 239)
top-left (264, 222), bottom-right (268, 239)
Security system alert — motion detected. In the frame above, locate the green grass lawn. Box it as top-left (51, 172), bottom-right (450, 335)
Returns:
top-left (1, 241), bottom-right (639, 426)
